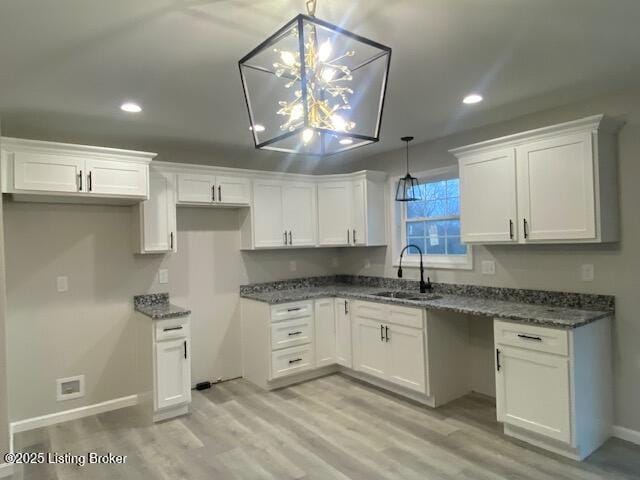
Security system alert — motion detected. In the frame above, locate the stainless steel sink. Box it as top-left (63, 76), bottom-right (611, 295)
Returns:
top-left (372, 291), bottom-right (441, 301)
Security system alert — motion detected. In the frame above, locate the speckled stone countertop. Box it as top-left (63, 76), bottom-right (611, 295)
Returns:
top-left (240, 276), bottom-right (614, 329)
top-left (134, 293), bottom-right (191, 320)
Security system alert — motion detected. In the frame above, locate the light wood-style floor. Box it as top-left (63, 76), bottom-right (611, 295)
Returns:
top-left (12, 373), bottom-right (640, 479)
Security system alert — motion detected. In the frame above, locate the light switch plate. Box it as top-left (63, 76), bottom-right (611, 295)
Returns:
top-left (481, 260), bottom-right (496, 275)
top-left (56, 276), bottom-right (69, 292)
top-left (158, 269), bottom-right (169, 284)
top-left (581, 264), bottom-right (595, 281)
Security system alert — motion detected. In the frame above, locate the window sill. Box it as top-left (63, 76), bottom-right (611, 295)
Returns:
top-left (393, 255), bottom-right (473, 271)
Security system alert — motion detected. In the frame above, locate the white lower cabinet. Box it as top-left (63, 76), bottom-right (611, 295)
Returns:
top-left (352, 301), bottom-right (427, 394)
top-left (335, 298), bottom-right (352, 368)
top-left (494, 318), bottom-right (612, 460)
top-left (314, 298), bottom-right (336, 368)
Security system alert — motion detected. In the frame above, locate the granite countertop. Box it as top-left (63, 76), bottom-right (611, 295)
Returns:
top-left (240, 280), bottom-right (613, 330)
top-left (134, 293), bottom-right (191, 320)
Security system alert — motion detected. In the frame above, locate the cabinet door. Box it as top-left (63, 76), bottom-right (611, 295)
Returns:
top-left (516, 132), bottom-right (596, 241)
top-left (386, 324), bottom-right (426, 393)
top-left (283, 183), bottom-right (317, 246)
top-left (155, 339), bottom-right (191, 410)
top-left (177, 173), bottom-right (215, 204)
top-left (317, 182), bottom-right (351, 246)
top-left (496, 346), bottom-right (572, 443)
top-left (85, 159), bottom-right (148, 197)
top-left (13, 152), bottom-right (84, 193)
top-left (216, 176), bottom-right (250, 205)
top-left (335, 298), bottom-right (352, 368)
top-left (352, 317), bottom-right (387, 380)
top-left (351, 179), bottom-right (366, 246)
top-left (459, 148), bottom-right (518, 243)
top-left (314, 299), bottom-right (336, 368)
top-left (140, 172), bottom-right (177, 253)
top-left (252, 180), bottom-right (286, 248)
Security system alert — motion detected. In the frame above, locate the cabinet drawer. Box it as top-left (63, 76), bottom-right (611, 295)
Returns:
top-left (494, 320), bottom-right (568, 356)
top-left (271, 345), bottom-right (314, 379)
top-left (387, 305), bottom-right (424, 329)
top-left (271, 317), bottom-right (313, 350)
top-left (155, 317), bottom-right (190, 341)
top-left (353, 301), bottom-right (386, 321)
top-left (271, 301), bottom-right (313, 322)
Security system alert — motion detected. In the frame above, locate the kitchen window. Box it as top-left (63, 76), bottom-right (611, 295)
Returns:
top-left (392, 166), bottom-right (473, 270)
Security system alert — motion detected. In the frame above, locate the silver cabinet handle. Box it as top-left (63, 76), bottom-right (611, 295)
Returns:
top-left (523, 219), bottom-right (529, 239)
top-left (347, 229), bottom-right (350, 245)
top-left (212, 185), bottom-right (215, 202)
top-left (509, 220), bottom-right (514, 240)
top-left (288, 331), bottom-right (302, 336)
top-left (283, 231), bottom-right (287, 245)
top-left (517, 334), bottom-right (542, 342)
top-left (170, 232), bottom-right (174, 250)
top-left (78, 170), bottom-right (83, 191)
top-left (353, 229), bottom-right (357, 244)
top-left (287, 307), bottom-right (302, 312)
top-left (288, 231), bottom-right (292, 245)
top-left (88, 171), bottom-right (93, 191)
top-left (218, 185), bottom-right (222, 202)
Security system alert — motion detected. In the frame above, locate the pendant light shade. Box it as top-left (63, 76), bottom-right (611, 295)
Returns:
top-left (395, 136), bottom-right (421, 202)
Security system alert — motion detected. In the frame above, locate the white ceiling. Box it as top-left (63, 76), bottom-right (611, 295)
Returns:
top-left (1, 0), bottom-right (640, 162)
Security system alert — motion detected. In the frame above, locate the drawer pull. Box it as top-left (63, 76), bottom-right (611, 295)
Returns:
top-left (163, 326), bottom-right (183, 332)
top-left (288, 358), bottom-right (302, 365)
top-left (287, 307), bottom-right (302, 312)
top-left (288, 331), bottom-right (303, 336)
top-left (517, 334), bottom-right (542, 342)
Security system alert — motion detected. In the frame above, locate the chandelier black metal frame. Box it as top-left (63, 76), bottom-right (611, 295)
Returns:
top-left (238, 0), bottom-right (392, 156)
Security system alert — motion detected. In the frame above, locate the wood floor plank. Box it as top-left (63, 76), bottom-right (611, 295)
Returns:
top-left (11, 373), bottom-right (640, 480)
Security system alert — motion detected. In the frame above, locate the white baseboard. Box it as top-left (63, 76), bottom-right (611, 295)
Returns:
top-left (10, 394), bottom-right (139, 434)
top-left (0, 462), bottom-right (14, 479)
top-left (612, 425), bottom-right (640, 446)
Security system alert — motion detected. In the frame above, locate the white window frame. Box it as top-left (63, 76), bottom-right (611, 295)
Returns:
top-left (390, 166), bottom-right (473, 270)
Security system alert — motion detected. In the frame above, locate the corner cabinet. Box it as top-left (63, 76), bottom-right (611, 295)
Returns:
top-left (452, 115), bottom-right (623, 244)
top-left (317, 173), bottom-right (387, 247)
top-left (1, 137), bottom-right (154, 203)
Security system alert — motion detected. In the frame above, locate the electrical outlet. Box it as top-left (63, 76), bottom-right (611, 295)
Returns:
top-left (481, 260), bottom-right (496, 275)
top-left (158, 269), bottom-right (169, 284)
top-left (56, 276), bottom-right (69, 292)
top-left (581, 264), bottom-right (595, 281)
top-left (289, 260), bottom-right (297, 272)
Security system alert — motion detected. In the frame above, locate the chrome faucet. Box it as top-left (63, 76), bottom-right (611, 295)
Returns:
top-left (398, 244), bottom-right (432, 293)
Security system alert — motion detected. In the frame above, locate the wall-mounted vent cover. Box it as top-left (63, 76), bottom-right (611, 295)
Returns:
top-left (56, 375), bottom-right (85, 401)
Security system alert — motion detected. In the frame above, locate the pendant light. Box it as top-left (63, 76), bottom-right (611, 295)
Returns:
top-left (395, 136), bottom-right (421, 202)
top-left (238, 0), bottom-right (392, 156)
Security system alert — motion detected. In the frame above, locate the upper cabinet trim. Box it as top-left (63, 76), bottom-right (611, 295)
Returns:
top-left (449, 115), bottom-right (624, 157)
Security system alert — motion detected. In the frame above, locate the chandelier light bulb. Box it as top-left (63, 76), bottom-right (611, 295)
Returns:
top-left (321, 67), bottom-right (336, 82)
top-left (291, 103), bottom-right (304, 121)
top-left (318, 40), bottom-right (332, 62)
top-left (339, 138), bottom-right (353, 145)
top-left (331, 114), bottom-right (347, 131)
top-left (302, 128), bottom-right (314, 144)
top-left (280, 51), bottom-right (296, 66)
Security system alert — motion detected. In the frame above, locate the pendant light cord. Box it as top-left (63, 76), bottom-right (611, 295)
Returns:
top-left (405, 139), bottom-right (410, 175)
top-left (306, 0), bottom-right (317, 16)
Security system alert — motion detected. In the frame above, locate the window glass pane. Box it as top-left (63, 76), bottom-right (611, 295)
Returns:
top-left (445, 197), bottom-right (460, 216)
top-left (424, 180), bottom-right (446, 200)
top-left (425, 199), bottom-right (446, 217)
top-left (446, 179), bottom-right (460, 198)
top-left (443, 219), bottom-right (461, 236)
top-left (406, 221), bottom-right (425, 236)
top-left (425, 220), bottom-right (446, 237)
top-left (426, 237), bottom-right (446, 255)
top-left (406, 238), bottom-right (426, 255)
top-left (446, 236), bottom-right (467, 255)
top-left (406, 200), bottom-right (427, 219)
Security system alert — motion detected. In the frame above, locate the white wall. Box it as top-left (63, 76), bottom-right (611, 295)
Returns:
top-left (338, 85), bottom-right (640, 432)
top-left (3, 201), bottom-right (339, 421)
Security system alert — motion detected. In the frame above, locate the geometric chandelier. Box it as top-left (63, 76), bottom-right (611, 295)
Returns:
top-left (238, 0), bottom-right (392, 156)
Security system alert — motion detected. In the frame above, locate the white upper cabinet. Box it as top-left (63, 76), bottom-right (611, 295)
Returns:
top-left (318, 181), bottom-right (351, 245)
top-left (134, 171), bottom-right (177, 254)
top-left (177, 173), bottom-right (249, 206)
top-left (317, 173), bottom-right (387, 247)
top-left (452, 115), bottom-right (622, 244)
top-left (516, 132), bottom-right (595, 241)
top-left (1, 137), bottom-right (154, 203)
top-left (252, 180), bottom-right (286, 248)
top-left (459, 148), bottom-right (518, 243)
top-left (283, 182), bottom-right (317, 247)
top-left (13, 152), bottom-right (84, 193)
top-left (85, 158), bottom-right (148, 197)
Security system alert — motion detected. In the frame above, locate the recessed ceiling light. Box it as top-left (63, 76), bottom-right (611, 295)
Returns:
top-left (339, 138), bottom-right (354, 145)
top-left (462, 94), bottom-right (483, 105)
top-left (120, 102), bottom-right (142, 113)
top-left (250, 124), bottom-right (265, 132)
